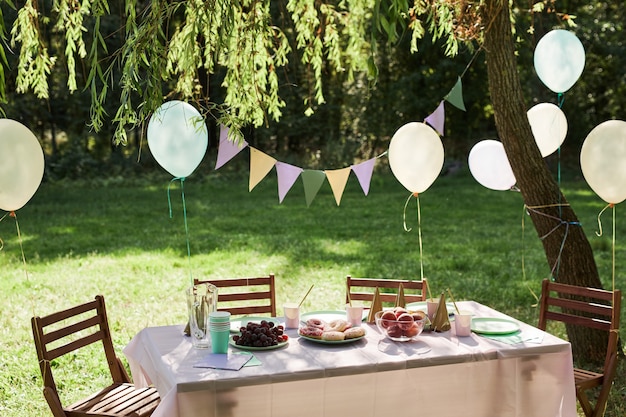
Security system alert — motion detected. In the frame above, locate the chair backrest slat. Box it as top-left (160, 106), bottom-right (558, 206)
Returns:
top-left (41, 315), bottom-right (102, 345)
top-left (46, 331), bottom-right (105, 361)
top-left (194, 274), bottom-right (277, 317)
top-left (346, 276), bottom-right (428, 305)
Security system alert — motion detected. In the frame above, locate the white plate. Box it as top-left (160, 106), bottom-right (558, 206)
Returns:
top-left (230, 317), bottom-right (282, 333)
top-left (471, 317), bottom-right (520, 335)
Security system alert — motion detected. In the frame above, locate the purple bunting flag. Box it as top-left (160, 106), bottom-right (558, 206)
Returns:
top-left (275, 162), bottom-right (303, 203)
top-left (215, 124), bottom-right (248, 170)
top-left (350, 158), bottom-right (376, 196)
top-left (424, 101), bottom-right (445, 136)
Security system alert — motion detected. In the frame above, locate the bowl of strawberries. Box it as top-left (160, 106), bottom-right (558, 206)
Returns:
top-left (375, 307), bottom-right (427, 342)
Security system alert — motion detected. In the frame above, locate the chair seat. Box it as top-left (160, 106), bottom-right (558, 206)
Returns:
top-left (65, 383), bottom-right (160, 417)
top-left (574, 368), bottom-right (604, 390)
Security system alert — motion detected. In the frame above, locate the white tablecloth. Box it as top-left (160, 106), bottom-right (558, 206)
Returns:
top-left (124, 301), bottom-right (576, 417)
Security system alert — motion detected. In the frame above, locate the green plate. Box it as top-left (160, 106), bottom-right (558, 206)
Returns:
top-left (471, 317), bottom-right (520, 335)
top-left (406, 301), bottom-right (456, 312)
top-left (230, 317), bottom-right (281, 333)
top-left (229, 336), bottom-right (288, 351)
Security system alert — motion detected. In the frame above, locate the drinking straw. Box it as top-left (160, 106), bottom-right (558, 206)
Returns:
top-left (299, 284), bottom-right (315, 307)
top-left (426, 278), bottom-right (433, 301)
top-left (447, 288), bottom-right (460, 314)
top-left (346, 281), bottom-right (352, 306)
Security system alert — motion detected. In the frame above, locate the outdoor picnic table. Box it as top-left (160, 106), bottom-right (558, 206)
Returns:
top-left (124, 300), bottom-right (576, 417)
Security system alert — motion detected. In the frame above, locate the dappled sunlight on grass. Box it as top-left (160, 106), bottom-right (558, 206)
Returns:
top-left (1, 173), bottom-right (625, 416)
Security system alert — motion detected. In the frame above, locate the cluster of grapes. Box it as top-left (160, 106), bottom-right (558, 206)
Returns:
top-left (232, 320), bottom-right (288, 347)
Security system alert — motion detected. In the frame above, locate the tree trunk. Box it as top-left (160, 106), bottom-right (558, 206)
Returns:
top-left (483, 0), bottom-right (607, 361)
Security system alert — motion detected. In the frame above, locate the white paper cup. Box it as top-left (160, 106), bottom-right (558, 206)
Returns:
top-left (454, 312), bottom-right (472, 337)
top-left (283, 303), bottom-right (300, 329)
top-left (346, 305), bottom-right (364, 327)
top-left (426, 298), bottom-right (439, 320)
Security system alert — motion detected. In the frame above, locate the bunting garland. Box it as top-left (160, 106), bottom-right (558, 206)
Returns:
top-left (214, 75), bottom-right (468, 206)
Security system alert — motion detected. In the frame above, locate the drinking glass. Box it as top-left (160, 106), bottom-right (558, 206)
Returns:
top-left (187, 282), bottom-right (218, 348)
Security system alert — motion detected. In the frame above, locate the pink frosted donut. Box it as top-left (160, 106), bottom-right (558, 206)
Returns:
top-left (299, 325), bottom-right (323, 339)
top-left (306, 318), bottom-right (326, 329)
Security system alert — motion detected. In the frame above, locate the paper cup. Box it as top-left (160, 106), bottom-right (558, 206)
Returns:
top-left (346, 305), bottom-right (364, 327)
top-left (426, 298), bottom-right (439, 320)
top-left (283, 303), bottom-right (300, 329)
top-left (454, 312), bottom-right (472, 337)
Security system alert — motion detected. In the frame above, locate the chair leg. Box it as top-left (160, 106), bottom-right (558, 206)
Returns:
top-left (43, 386), bottom-right (67, 417)
top-left (576, 387), bottom-right (593, 417)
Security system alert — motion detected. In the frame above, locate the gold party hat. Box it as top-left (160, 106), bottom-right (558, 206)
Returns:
top-left (431, 292), bottom-right (451, 332)
top-left (394, 283), bottom-right (406, 308)
top-left (367, 287), bottom-right (383, 323)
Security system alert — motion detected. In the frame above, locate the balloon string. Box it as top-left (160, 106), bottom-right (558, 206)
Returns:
top-left (8, 211), bottom-right (30, 281)
top-left (557, 93), bottom-right (565, 108)
top-left (0, 211), bottom-right (8, 251)
top-left (402, 193), bottom-right (413, 232)
top-left (524, 203), bottom-right (580, 281)
top-left (401, 193), bottom-right (424, 281)
top-left (168, 177), bottom-right (193, 286)
top-left (612, 204), bottom-right (615, 293)
top-left (416, 195), bottom-right (424, 281)
top-left (595, 203), bottom-right (612, 237)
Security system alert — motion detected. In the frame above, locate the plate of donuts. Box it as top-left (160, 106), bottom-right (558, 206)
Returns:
top-left (299, 311), bottom-right (367, 344)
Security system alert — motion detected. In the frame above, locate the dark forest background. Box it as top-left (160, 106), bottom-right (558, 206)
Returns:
top-left (1, 1), bottom-right (624, 182)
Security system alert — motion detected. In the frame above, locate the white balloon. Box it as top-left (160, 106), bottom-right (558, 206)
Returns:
top-left (0, 119), bottom-right (45, 211)
top-left (534, 30), bottom-right (585, 93)
top-left (468, 140), bottom-right (516, 191)
top-left (528, 103), bottom-right (568, 157)
top-left (147, 100), bottom-right (208, 178)
top-left (580, 120), bottom-right (626, 204)
top-left (388, 122), bottom-right (444, 194)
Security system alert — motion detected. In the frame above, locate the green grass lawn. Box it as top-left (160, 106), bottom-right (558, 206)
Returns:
top-left (1, 167), bottom-right (624, 416)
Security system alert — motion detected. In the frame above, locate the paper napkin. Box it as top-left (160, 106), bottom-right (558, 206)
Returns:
top-left (193, 353), bottom-right (252, 371)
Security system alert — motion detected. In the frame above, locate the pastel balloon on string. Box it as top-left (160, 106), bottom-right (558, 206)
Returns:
top-left (527, 103), bottom-right (568, 157)
top-left (0, 119), bottom-right (45, 211)
top-left (580, 120), bottom-right (626, 204)
top-left (147, 100), bottom-right (208, 178)
top-left (388, 122), bottom-right (444, 194)
top-left (468, 140), bottom-right (516, 191)
top-left (533, 30), bottom-right (585, 93)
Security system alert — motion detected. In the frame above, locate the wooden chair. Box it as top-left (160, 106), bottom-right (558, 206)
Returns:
top-left (31, 295), bottom-right (160, 417)
top-left (346, 275), bottom-right (429, 305)
top-left (538, 279), bottom-right (622, 417)
top-left (194, 274), bottom-right (277, 317)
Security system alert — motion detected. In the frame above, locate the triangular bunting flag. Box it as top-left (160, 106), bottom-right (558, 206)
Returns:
top-left (249, 147), bottom-right (276, 191)
top-left (350, 158), bottom-right (376, 196)
top-left (275, 162), bottom-right (303, 203)
top-left (301, 170), bottom-right (326, 207)
top-left (394, 283), bottom-right (406, 308)
top-left (444, 77), bottom-right (466, 111)
top-left (424, 101), bottom-right (445, 136)
top-left (215, 124), bottom-right (248, 169)
top-left (367, 287), bottom-right (383, 323)
top-left (325, 167), bottom-right (351, 206)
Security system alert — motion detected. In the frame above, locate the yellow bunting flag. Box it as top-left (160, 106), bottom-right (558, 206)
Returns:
top-left (249, 147), bottom-right (277, 191)
top-left (325, 167), bottom-right (351, 206)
